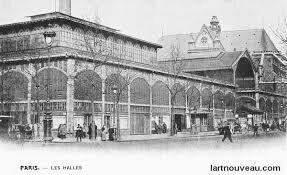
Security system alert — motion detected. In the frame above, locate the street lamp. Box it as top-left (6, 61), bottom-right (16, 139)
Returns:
top-left (220, 96), bottom-right (225, 122)
top-left (111, 85), bottom-right (118, 141)
top-left (43, 24), bottom-right (56, 142)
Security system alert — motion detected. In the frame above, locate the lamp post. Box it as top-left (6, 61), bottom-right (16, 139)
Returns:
top-left (111, 85), bottom-right (118, 141)
top-left (43, 24), bottom-right (56, 142)
top-left (220, 96), bottom-right (225, 122)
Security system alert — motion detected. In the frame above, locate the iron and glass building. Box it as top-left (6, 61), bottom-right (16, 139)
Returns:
top-left (158, 16), bottom-right (287, 127)
top-left (0, 1), bottom-right (285, 137)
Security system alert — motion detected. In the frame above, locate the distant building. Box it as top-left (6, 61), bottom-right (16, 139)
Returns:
top-left (158, 16), bottom-right (287, 127)
top-left (0, 2), bottom-right (236, 137)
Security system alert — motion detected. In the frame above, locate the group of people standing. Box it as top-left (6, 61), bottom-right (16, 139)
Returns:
top-left (154, 122), bottom-right (167, 134)
top-left (75, 122), bottom-right (116, 142)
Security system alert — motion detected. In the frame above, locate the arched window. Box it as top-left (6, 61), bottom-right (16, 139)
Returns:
top-left (172, 83), bottom-right (186, 107)
top-left (225, 92), bottom-right (235, 110)
top-left (74, 70), bottom-right (102, 101)
top-left (279, 99), bottom-right (284, 114)
top-left (273, 100), bottom-right (278, 113)
top-left (187, 86), bottom-right (200, 109)
top-left (152, 81), bottom-right (169, 105)
top-left (105, 73), bottom-right (128, 103)
top-left (266, 98), bottom-right (272, 113)
top-left (259, 98), bottom-right (266, 111)
top-left (202, 88), bottom-right (212, 109)
top-left (0, 71), bottom-right (28, 101)
top-left (130, 78), bottom-right (150, 104)
top-left (214, 90), bottom-right (224, 109)
top-left (235, 57), bottom-right (255, 89)
top-left (33, 68), bottom-right (67, 100)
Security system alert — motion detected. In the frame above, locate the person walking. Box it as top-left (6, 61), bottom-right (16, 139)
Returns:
top-left (88, 123), bottom-right (92, 139)
top-left (76, 124), bottom-right (83, 142)
top-left (174, 123), bottom-right (178, 135)
top-left (94, 123), bottom-right (98, 140)
top-left (101, 125), bottom-right (107, 141)
top-left (222, 123), bottom-right (233, 143)
top-left (254, 124), bottom-right (259, 136)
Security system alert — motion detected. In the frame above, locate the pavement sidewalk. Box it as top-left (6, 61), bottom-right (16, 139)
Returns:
top-left (23, 130), bottom-right (284, 144)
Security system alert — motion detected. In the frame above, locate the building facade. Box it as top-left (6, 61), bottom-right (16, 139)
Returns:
top-left (158, 16), bottom-right (287, 127)
top-left (0, 6), bottom-right (237, 137)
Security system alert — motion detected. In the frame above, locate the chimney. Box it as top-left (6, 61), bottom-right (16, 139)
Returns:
top-left (59, 0), bottom-right (71, 15)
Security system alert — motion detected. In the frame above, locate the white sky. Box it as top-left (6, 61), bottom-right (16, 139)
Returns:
top-left (0, 0), bottom-right (287, 51)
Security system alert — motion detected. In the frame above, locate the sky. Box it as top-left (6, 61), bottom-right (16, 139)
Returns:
top-left (0, 0), bottom-right (287, 51)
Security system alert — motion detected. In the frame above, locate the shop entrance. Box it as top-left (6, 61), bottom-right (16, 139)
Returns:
top-left (174, 114), bottom-right (186, 132)
top-left (190, 113), bottom-right (208, 132)
top-left (84, 114), bottom-right (93, 125)
top-left (130, 114), bottom-right (150, 135)
top-left (104, 115), bottom-right (111, 128)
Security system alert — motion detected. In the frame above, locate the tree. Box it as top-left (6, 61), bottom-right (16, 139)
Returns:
top-left (0, 63), bottom-right (28, 119)
top-left (273, 18), bottom-right (287, 51)
top-left (161, 44), bottom-right (189, 136)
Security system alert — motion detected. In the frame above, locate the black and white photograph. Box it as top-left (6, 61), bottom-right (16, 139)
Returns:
top-left (0, 0), bottom-right (286, 175)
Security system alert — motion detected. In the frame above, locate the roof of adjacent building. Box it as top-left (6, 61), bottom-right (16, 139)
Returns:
top-left (159, 50), bottom-right (245, 72)
top-left (157, 29), bottom-right (277, 61)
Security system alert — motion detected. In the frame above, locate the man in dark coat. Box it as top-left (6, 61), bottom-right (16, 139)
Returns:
top-left (94, 124), bottom-right (98, 140)
top-left (254, 124), bottom-right (259, 136)
top-left (222, 123), bottom-right (233, 142)
top-left (88, 123), bottom-right (92, 139)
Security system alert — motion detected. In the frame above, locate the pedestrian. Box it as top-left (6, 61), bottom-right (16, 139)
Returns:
top-left (88, 123), bottom-right (92, 139)
top-left (94, 123), bottom-right (98, 140)
top-left (222, 123), bottom-right (233, 143)
top-left (108, 126), bottom-right (114, 141)
top-left (162, 122), bottom-right (167, 133)
top-left (174, 123), bottom-right (178, 135)
top-left (158, 123), bottom-right (162, 134)
top-left (76, 124), bottom-right (83, 142)
top-left (101, 126), bottom-right (107, 141)
top-left (254, 124), bottom-right (259, 136)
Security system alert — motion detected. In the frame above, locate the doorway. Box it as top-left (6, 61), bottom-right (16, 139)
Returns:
top-left (84, 114), bottom-right (92, 125)
top-left (104, 115), bottom-right (111, 128)
top-left (174, 114), bottom-right (186, 132)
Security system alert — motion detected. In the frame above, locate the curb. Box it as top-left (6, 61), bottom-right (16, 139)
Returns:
top-left (23, 131), bottom-right (284, 144)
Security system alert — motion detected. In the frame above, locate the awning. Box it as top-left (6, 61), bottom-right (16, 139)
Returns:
top-left (236, 105), bottom-right (264, 115)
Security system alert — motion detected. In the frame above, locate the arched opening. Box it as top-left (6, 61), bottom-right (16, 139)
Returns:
top-left (105, 73), bottom-right (128, 103)
top-left (214, 90), bottom-right (224, 109)
top-left (235, 57), bottom-right (255, 89)
top-left (273, 100), bottom-right (278, 114)
top-left (259, 98), bottom-right (266, 111)
top-left (130, 78), bottom-right (150, 135)
top-left (33, 68), bottom-right (67, 100)
top-left (152, 81), bottom-right (169, 106)
top-left (187, 86), bottom-right (200, 109)
top-left (266, 98), bottom-right (272, 114)
top-left (171, 83), bottom-right (186, 132)
top-left (225, 92), bottom-right (235, 110)
top-left (130, 78), bottom-right (150, 104)
top-left (0, 71), bottom-right (28, 124)
top-left (74, 70), bottom-right (102, 101)
top-left (172, 83), bottom-right (186, 107)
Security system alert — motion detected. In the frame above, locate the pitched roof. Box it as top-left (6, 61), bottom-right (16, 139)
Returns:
top-left (159, 51), bottom-right (244, 72)
top-left (158, 29), bottom-right (277, 61)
